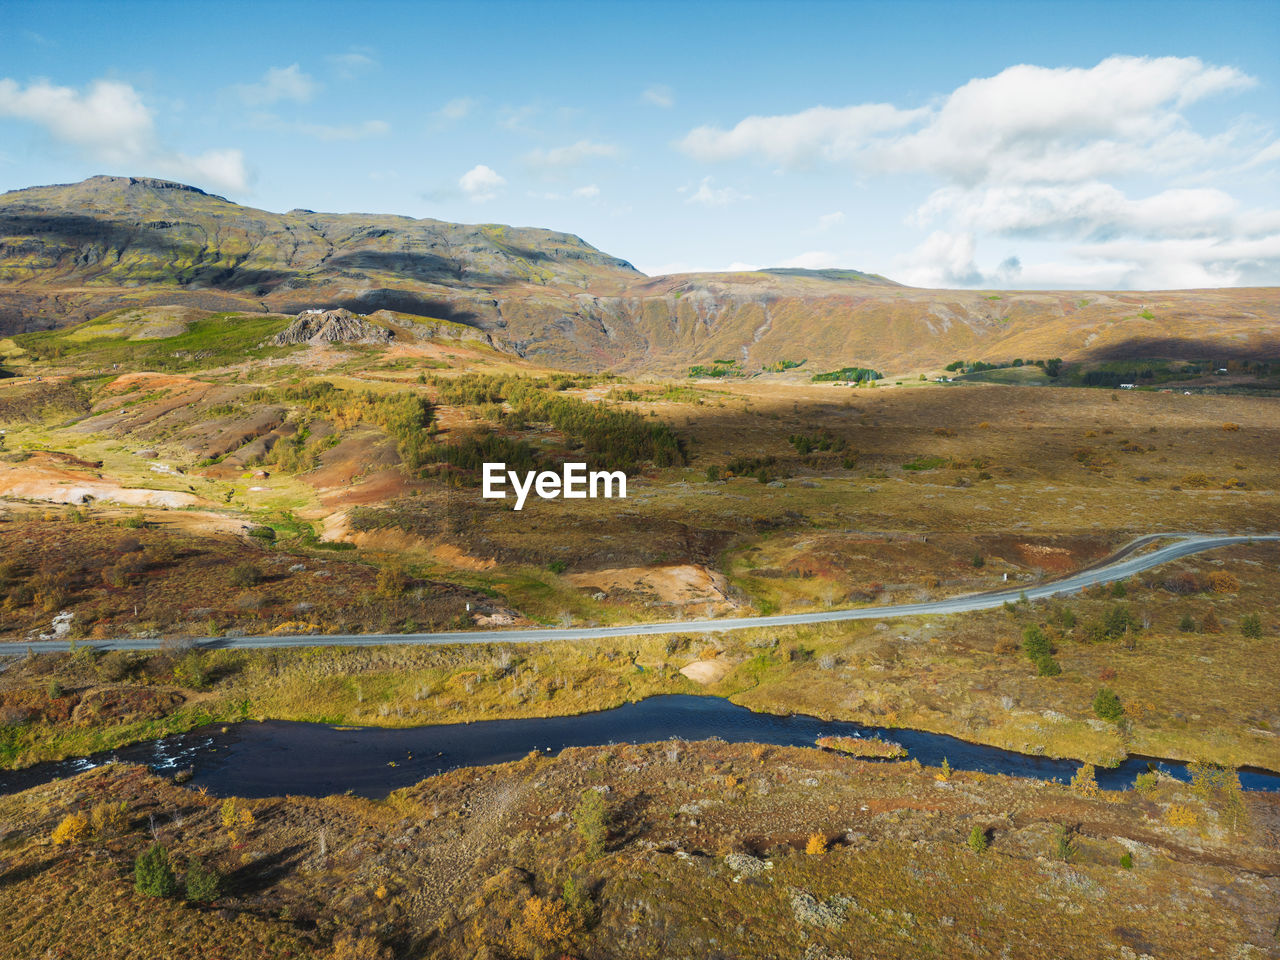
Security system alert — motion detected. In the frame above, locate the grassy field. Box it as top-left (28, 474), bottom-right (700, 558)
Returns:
top-left (0, 739), bottom-right (1274, 959)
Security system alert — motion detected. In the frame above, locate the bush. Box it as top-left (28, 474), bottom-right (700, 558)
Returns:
top-left (1092, 687), bottom-right (1124, 724)
top-left (1120, 851), bottom-right (1133, 870)
top-left (1110, 580), bottom-right (1127, 598)
top-left (1070, 764), bottom-right (1098, 796)
top-left (1035, 655), bottom-right (1062, 677)
top-left (1240, 613), bottom-right (1262, 639)
top-left (229, 563), bottom-right (263, 588)
top-left (573, 789), bottom-right (608, 860)
top-left (1134, 771), bottom-right (1159, 796)
top-left (1021, 625), bottom-right (1050, 660)
top-left (971, 553), bottom-right (984, 568)
top-left (90, 800), bottom-right (128, 837)
top-left (519, 896), bottom-right (576, 956)
top-left (1201, 609), bottom-right (1222, 633)
top-left (1102, 604), bottom-right (1138, 639)
top-left (967, 825), bottom-right (988, 854)
top-left (134, 843), bottom-right (178, 897)
top-left (1178, 613), bottom-right (1196, 632)
top-left (1163, 572), bottom-right (1204, 595)
top-left (51, 813), bottom-right (89, 845)
top-left (805, 832), bottom-right (828, 855)
top-left (184, 858), bottom-right (223, 902)
top-left (376, 563), bottom-right (409, 598)
top-left (1207, 571), bottom-right (1240, 593)
top-left (1055, 826), bottom-right (1077, 862)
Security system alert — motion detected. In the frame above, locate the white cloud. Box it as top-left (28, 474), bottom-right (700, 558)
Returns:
top-left (895, 231), bottom-right (985, 287)
top-left (234, 65), bottom-right (318, 106)
top-left (168, 149), bottom-right (249, 193)
top-left (0, 78), bottom-right (153, 163)
top-left (679, 56), bottom-right (1256, 185)
top-left (572, 184), bottom-right (600, 199)
top-left (328, 51), bottom-right (378, 77)
top-left (914, 183), bottom-right (1244, 241)
top-left (524, 139), bottom-right (619, 168)
top-left (684, 176), bottom-right (750, 206)
top-left (816, 211), bottom-right (845, 232)
top-left (642, 84), bottom-right (673, 108)
top-left (680, 55), bottom-right (1279, 288)
top-left (681, 103), bottom-right (922, 167)
top-left (0, 76), bottom-right (247, 192)
top-left (437, 97), bottom-right (476, 121)
top-left (459, 164), bottom-right (506, 202)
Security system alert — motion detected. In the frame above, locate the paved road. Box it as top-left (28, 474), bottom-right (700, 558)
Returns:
top-left (7, 534), bottom-right (1276, 654)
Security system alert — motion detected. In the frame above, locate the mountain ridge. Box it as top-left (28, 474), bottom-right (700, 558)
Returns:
top-left (1, 176), bottom-right (1277, 373)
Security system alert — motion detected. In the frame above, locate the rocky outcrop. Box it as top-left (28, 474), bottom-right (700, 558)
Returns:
top-left (271, 309), bottom-right (394, 346)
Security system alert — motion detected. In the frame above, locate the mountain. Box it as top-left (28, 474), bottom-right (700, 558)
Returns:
top-left (2, 176), bottom-right (1278, 373)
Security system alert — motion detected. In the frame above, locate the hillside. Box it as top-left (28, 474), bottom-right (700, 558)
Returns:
top-left (2, 176), bottom-right (1279, 373)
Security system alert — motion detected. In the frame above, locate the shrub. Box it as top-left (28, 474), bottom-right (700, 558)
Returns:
top-left (1207, 571), bottom-right (1240, 593)
top-left (1110, 580), bottom-right (1127, 598)
top-left (805, 832), bottom-right (828, 855)
top-left (329, 934), bottom-right (391, 960)
top-left (47, 680), bottom-right (63, 699)
top-left (90, 800), bottom-right (128, 837)
top-left (971, 553), bottom-right (984, 568)
top-left (1103, 604), bottom-right (1138, 639)
top-left (376, 563), bottom-right (409, 598)
top-left (134, 843), bottom-right (178, 897)
top-left (172, 652), bottom-right (208, 690)
top-left (1035, 656), bottom-right (1062, 677)
top-left (1134, 771), bottom-right (1159, 796)
top-left (98, 650), bottom-right (134, 681)
top-left (1201, 609), bottom-right (1222, 634)
top-left (1178, 614), bottom-right (1196, 632)
top-left (1092, 687), bottom-right (1124, 724)
top-left (1222, 422), bottom-right (1240, 431)
top-left (1240, 613), bottom-right (1262, 639)
top-left (967, 825), bottom-right (988, 854)
top-left (220, 797), bottom-right (255, 837)
top-left (184, 858), bottom-right (222, 902)
top-left (229, 563), bottom-right (262, 588)
top-left (520, 896), bottom-right (576, 957)
top-left (705, 465), bottom-right (720, 482)
top-left (1163, 571), bottom-right (1204, 595)
top-left (51, 813), bottom-right (89, 845)
top-left (1057, 607), bottom-right (1077, 630)
top-left (1164, 804), bottom-right (1198, 829)
top-left (1070, 764), bottom-right (1099, 796)
top-left (1022, 625), bottom-right (1050, 660)
top-left (1120, 851), bottom-right (1133, 869)
top-left (573, 789), bottom-right (608, 860)
top-left (1055, 826), bottom-right (1077, 862)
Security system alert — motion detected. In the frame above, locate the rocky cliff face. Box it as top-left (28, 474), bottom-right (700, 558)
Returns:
top-left (271, 309), bottom-right (394, 346)
top-left (2, 176), bottom-right (1278, 373)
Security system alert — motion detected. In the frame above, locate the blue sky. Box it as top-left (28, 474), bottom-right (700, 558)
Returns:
top-left (2, 0), bottom-right (1277, 288)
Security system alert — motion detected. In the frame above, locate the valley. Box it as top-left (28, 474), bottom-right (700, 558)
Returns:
top-left (0, 176), bottom-right (1277, 959)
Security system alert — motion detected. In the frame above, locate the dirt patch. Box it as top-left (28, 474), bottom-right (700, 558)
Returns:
top-left (0, 459), bottom-right (205, 508)
top-left (679, 659), bottom-right (731, 684)
top-left (569, 563), bottom-right (739, 611)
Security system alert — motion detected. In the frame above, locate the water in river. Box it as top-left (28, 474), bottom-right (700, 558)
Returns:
top-left (1, 695), bottom-right (1276, 798)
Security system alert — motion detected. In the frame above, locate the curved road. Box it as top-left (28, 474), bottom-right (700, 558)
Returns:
top-left (8, 534), bottom-right (1277, 654)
